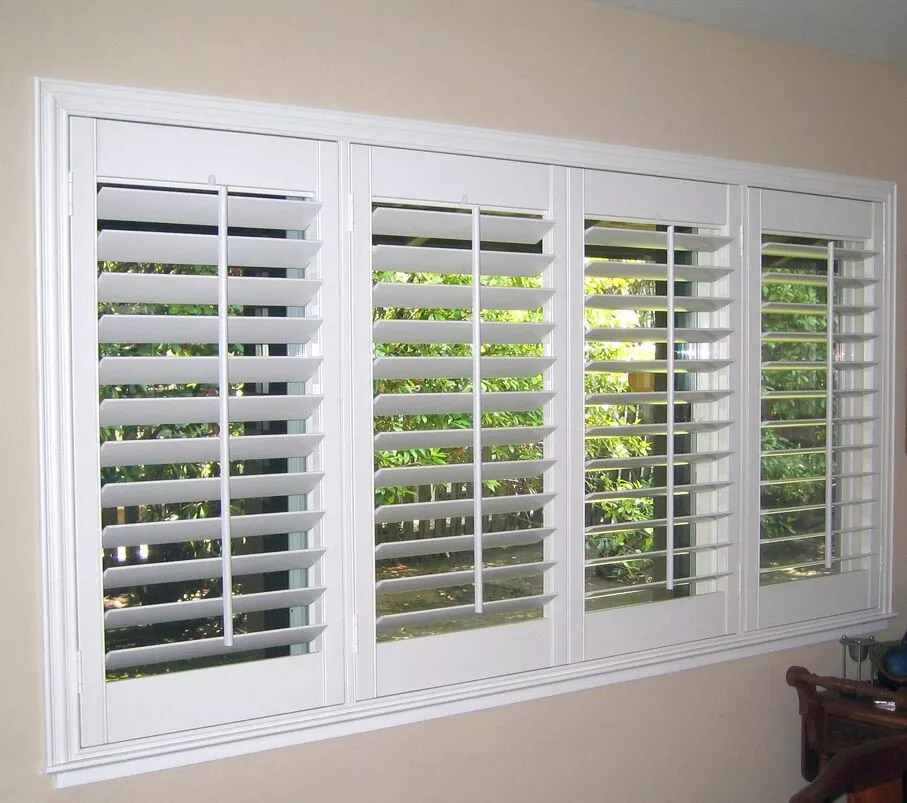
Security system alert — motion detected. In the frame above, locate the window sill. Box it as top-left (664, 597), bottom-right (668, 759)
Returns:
top-left (49, 608), bottom-right (894, 787)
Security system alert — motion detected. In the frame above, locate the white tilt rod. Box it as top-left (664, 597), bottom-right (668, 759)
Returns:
top-left (665, 226), bottom-right (676, 591)
top-left (471, 208), bottom-right (484, 613)
top-left (824, 241), bottom-right (835, 570)
top-left (217, 186), bottom-right (235, 645)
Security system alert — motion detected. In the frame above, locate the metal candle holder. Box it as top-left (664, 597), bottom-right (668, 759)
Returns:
top-left (840, 634), bottom-right (876, 682)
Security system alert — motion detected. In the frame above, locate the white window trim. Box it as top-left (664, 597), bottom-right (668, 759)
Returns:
top-left (35, 78), bottom-right (897, 787)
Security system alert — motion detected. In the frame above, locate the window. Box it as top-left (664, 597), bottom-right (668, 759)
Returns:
top-left (37, 82), bottom-right (895, 786)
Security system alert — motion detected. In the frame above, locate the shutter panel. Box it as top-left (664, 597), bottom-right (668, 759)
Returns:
top-left (355, 147), bottom-right (562, 696)
top-left (581, 171), bottom-right (736, 659)
top-left (753, 190), bottom-right (882, 628)
top-left (71, 119), bottom-right (343, 743)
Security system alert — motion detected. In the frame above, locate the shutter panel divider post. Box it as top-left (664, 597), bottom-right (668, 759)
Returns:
top-left (471, 207), bottom-right (484, 614)
top-left (217, 185), bottom-right (236, 646)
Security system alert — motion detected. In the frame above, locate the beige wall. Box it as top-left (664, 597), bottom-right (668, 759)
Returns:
top-left (2, 1), bottom-right (906, 800)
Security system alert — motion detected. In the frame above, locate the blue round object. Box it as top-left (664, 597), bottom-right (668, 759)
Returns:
top-left (883, 646), bottom-right (907, 680)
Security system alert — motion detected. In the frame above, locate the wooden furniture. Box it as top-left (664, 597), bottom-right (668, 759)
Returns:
top-left (789, 734), bottom-right (907, 803)
top-left (787, 666), bottom-right (907, 802)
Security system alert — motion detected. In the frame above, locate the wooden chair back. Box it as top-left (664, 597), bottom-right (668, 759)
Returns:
top-left (789, 734), bottom-right (907, 803)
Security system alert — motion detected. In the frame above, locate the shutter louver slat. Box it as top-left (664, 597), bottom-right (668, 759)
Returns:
top-left (375, 595), bottom-right (554, 633)
top-left (101, 471), bottom-right (323, 507)
top-left (586, 359), bottom-right (731, 373)
top-left (762, 360), bottom-right (875, 371)
top-left (99, 394), bottom-right (323, 426)
top-left (105, 587), bottom-right (326, 629)
top-left (374, 492), bottom-right (556, 524)
top-left (760, 447), bottom-right (824, 459)
top-left (586, 421), bottom-right (728, 437)
top-left (373, 356), bottom-right (554, 380)
top-left (585, 451), bottom-right (730, 471)
top-left (105, 625), bottom-right (326, 671)
top-left (373, 319), bottom-right (554, 345)
top-left (762, 388), bottom-right (874, 400)
top-left (97, 186), bottom-right (322, 231)
top-left (761, 271), bottom-right (876, 289)
top-left (375, 527), bottom-right (555, 560)
top-left (103, 548), bottom-right (325, 588)
top-left (98, 355), bottom-right (321, 385)
top-left (97, 314), bottom-right (322, 345)
top-left (585, 295), bottom-right (730, 313)
top-left (97, 272), bottom-right (321, 306)
top-left (374, 460), bottom-right (554, 489)
top-left (373, 244), bottom-right (553, 277)
top-left (761, 241), bottom-right (878, 260)
top-left (583, 226), bottom-right (732, 252)
top-left (97, 229), bottom-right (321, 270)
top-left (585, 260), bottom-right (732, 281)
top-left (372, 282), bottom-right (554, 310)
top-left (371, 206), bottom-right (554, 243)
top-left (761, 301), bottom-right (875, 315)
top-left (376, 561), bottom-right (554, 595)
top-left (585, 481), bottom-right (731, 502)
top-left (373, 391), bottom-right (554, 415)
top-left (585, 326), bottom-right (732, 343)
top-left (100, 433), bottom-right (323, 467)
top-left (374, 425), bottom-right (555, 450)
top-left (102, 509), bottom-right (325, 548)
top-left (586, 390), bottom-right (731, 405)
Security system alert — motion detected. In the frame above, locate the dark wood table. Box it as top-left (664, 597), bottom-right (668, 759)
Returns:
top-left (788, 666), bottom-right (907, 802)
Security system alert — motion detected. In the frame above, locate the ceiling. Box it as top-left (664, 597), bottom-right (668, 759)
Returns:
top-left (592, 0), bottom-right (907, 67)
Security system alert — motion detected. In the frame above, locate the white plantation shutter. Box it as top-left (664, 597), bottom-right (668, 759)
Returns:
top-left (70, 119), bottom-right (344, 743)
top-left (351, 147), bottom-right (566, 696)
top-left (44, 94), bottom-right (894, 781)
top-left (580, 171), bottom-right (738, 659)
top-left (750, 189), bottom-right (883, 628)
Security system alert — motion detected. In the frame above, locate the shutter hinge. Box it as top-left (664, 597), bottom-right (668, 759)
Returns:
top-left (352, 614), bottom-right (359, 646)
top-left (348, 192), bottom-right (355, 232)
top-left (76, 650), bottom-right (83, 695)
top-left (739, 224), bottom-right (745, 259)
top-left (67, 171), bottom-right (73, 218)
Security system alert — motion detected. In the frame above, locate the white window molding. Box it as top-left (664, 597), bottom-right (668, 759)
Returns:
top-left (36, 78), bottom-right (897, 788)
